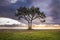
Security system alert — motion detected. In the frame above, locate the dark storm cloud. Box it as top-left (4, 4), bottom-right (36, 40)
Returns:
top-left (0, 0), bottom-right (53, 24)
top-left (0, 0), bottom-right (60, 24)
top-left (0, 6), bottom-right (15, 18)
top-left (0, 0), bottom-right (32, 19)
top-left (0, 0), bottom-right (10, 6)
top-left (50, 0), bottom-right (60, 24)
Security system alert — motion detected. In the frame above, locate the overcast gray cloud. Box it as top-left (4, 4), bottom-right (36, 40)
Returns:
top-left (49, 0), bottom-right (60, 24)
top-left (29, 0), bottom-right (53, 24)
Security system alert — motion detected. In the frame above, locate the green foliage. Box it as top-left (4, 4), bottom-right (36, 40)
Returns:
top-left (15, 6), bottom-right (46, 30)
top-left (0, 30), bottom-right (60, 40)
top-left (15, 6), bottom-right (46, 21)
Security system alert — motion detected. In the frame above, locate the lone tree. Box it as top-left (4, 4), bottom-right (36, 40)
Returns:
top-left (15, 6), bottom-right (46, 30)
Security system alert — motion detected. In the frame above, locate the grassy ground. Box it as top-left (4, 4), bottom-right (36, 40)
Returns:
top-left (0, 29), bottom-right (60, 40)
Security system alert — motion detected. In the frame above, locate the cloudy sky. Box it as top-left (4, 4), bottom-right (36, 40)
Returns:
top-left (0, 0), bottom-right (60, 24)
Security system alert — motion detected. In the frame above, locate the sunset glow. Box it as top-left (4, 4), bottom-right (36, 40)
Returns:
top-left (32, 24), bottom-right (60, 29)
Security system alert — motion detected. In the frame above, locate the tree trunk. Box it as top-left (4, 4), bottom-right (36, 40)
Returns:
top-left (28, 21), bottom-right (32, 30)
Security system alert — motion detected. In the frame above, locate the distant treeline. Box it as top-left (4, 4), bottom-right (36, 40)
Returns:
top-left (0, 25), bottom-right (21, 27)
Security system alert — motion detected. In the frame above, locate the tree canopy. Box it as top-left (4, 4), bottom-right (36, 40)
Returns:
top-left (15, 6), bottom-right (46, 30)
